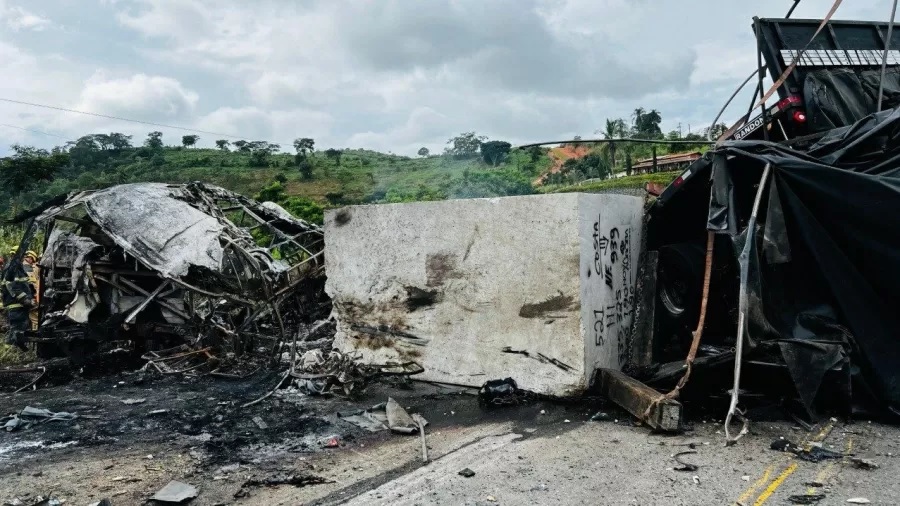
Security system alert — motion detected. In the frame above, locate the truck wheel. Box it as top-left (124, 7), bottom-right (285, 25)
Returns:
top-left (657, 242), bottom-right (705, 351)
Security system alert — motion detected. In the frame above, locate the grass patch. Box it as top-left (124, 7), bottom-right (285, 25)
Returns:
top-left (0, 342), bottom-right (35, 366)
top-left (541, 170), bottom-right (679, 193)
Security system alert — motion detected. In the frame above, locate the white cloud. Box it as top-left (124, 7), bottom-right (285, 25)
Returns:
top-left (1, 0), bottom-right (895, 156)
top-left (75, 72), bottom-right (199, 120)
top-left (194, 106), bottom-right (334, 146)
top-left (3, 6), bottom-right (51, 32)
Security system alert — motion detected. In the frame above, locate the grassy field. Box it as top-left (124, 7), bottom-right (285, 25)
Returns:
top-left (541, 170), bottom-right (679, 193)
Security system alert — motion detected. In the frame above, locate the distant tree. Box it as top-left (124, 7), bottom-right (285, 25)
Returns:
top-left (274, 172), bottom-right (288, 183)
top-left (324, 148), bottom-right (342, 166)
top-left (598, 118), bottom-right (627, 169)
top-left (632, 108), bottom-right (663, 139)
top-left (233, 140), bottom-right (250, 152)
top-left (0, 144), bottom-right (69, 194)
top-left (528, 146), bottom-right (543, 163)
top-left (297, 158), bottom-right (314, 180)
top-left (215, 139), bottom-right (230, 151)
top-left (109, 132), bottom-right (132, 151)
top-left (145, 131), bottom-right (164, 150)
top-left (445, 132), bottom-right (486, 158)
top-left (293, 137), bottom-right (315, 157)
top-left (94, 134), bottom-right (113, 151)
top-left (182, 135), bottom-right (199, 148)
top-left (417, 147), bottom-right (430, 157)
top-left (702, 122), bottom-right (728, 141)
top-left (480, 140), bottom-right (512, 166)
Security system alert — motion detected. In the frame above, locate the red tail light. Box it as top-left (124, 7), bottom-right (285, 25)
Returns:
top-left (792, 110), bottom-right (807, 123)
top-left (776, 95), bottom-right (803, 110)
top-left (672, 176), bottom-right (684, 187)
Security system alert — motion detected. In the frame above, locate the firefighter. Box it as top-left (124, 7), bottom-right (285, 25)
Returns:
top-left (2, 260), bottom-right (34, 351)
top-left (23, 250), bottom-right (39, 330)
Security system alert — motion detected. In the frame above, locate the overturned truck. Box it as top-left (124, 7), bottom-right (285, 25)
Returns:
top-left (645, 16), bottom-right (900, 426)
top-left (11, 182), bottom-right (325, 361)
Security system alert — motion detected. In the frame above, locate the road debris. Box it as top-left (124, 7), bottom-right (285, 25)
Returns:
top-left (150, 480), bottom-right (198, 503)
top-left (478, 378), bottom-right (534, 407)
top-left (770, 439), bottom-right (844, 462)
top-left (121, 398), bottom-right (146, 405)
top-left (788, 494), bottom-right (826, 504)
top-left (234, 474), bottom-right (330, 498)
top-left (849, 457), bottom-right (879, 470)
top-left (458, 468), bottom-right (475, 478)
top-left (846, 499), bottom-right (871, 504)
top-left (2, 406), bottom-right (78, 432)
top-left (413, 413), bottom-right (428, 463)
top-left (338, 398), bottom-right (428, 436)
top-left (673, 450), bottom-right (699, 472)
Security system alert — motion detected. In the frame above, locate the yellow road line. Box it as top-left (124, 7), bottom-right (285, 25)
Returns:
top-left (753, 462), bottom-right (798, 505)
top-left (734, 420), bottom-right (837, 505)
top-left (804, 433), bottom-right (855, 495)
top-left (736, 466), bottom-right (774, 504)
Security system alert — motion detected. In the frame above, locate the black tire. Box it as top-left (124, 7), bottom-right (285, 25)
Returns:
top-left (657, 242), bottom-right (705, 351)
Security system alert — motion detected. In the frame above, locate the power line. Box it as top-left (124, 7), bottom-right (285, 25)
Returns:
top-left (0, 97), bottom-right (247, 139)
top-left (517, 137), bottom-right (715, 149)
top-left (0, 123), bottom-right (68, 139)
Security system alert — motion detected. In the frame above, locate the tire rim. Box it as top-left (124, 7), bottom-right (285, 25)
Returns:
top-left (660, 273), bottom-right (687, 316)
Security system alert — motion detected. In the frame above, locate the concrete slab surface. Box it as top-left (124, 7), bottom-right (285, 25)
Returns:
top-left (325, 193), bottom-right (645, 397)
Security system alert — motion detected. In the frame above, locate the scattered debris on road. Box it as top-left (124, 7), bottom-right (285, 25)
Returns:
top-left (850, 457), bottom-right (879, 470)
top-left (788, 494), bottom-right (826, 504)
top-left (2, 406), bottom-right (78, 432)
top-left (770, 439), bottom-right (844, 462)
top-left (150, 480), bottom-right (198, 503)
top-left (672, 450), bottom-right (699, 472)
top-left (458, 468), bottom-right (475, 478)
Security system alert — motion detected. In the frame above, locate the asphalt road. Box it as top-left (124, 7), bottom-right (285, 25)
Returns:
top-left (2, 377), bottom-right (898, 505)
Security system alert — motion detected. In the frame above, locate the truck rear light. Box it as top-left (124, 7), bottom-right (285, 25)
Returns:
top-left (792, 110), bottom-right (807, 123)
top-left (776, 95), bottom-right (803, 110)
top-left (672, 176), bottom-right (684, 187)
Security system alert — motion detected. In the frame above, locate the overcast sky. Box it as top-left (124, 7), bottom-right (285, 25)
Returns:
top-left (0, 0), bottom-right (893, 156)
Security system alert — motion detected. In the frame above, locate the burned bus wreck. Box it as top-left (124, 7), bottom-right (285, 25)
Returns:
top-left (12, 182), bottom-right (325, 361)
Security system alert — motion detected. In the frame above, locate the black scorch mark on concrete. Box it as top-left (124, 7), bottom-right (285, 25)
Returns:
top-left (426, 253), bottom-right (463, 287)
top-left (404, 286), bottom-right (441, 311)
top-left (519, 292), bottom-right (574, 318)
top-left (334, 209), bottom-right (351, 227)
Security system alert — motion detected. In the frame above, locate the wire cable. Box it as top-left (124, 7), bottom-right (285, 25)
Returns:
top-left (706, 68), bottom-right (762, 141)
top-left (786, 0), bottom-right (802, 18)
top-left (0, 97), bottom-right (246, 139)
top-left (0, 123), bottom-right (68, 140)
top-left (878, 0), bottom-right (899, 112)
top-left (517, 137), bottom-right (714, 149)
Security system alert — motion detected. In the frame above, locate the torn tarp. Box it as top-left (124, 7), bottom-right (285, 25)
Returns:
top-left (705, 106), bottom-right (900, 415)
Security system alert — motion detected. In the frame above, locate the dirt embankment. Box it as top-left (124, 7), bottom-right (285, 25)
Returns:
top-left (535, 144), bottom-right (592, 185)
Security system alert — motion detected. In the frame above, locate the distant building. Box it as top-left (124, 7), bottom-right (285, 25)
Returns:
top-left (628, 151), bottom-right (702, 176)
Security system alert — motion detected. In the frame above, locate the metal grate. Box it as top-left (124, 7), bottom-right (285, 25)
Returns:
top-left (781, 49), bottom-right (900, 67)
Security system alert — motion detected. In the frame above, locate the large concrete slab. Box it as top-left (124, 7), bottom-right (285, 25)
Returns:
top-left (325, 193), bottom-right (644, 396)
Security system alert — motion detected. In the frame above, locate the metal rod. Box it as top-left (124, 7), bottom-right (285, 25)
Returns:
top-left (124, 280), bottom-right (170, 324)
top-left (878, 0), bottom-right (899, 112)
top-left (724, 163), bottom-right (772, 445)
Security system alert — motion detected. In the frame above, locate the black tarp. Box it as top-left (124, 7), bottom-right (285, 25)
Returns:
top-left (707, 107), bottom-right (900, 416)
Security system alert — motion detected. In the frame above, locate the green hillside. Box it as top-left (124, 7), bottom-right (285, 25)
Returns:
top-left (1, 111), bottom-right (719, 223)
top-left (1, 136), bottom-right (555, 223)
